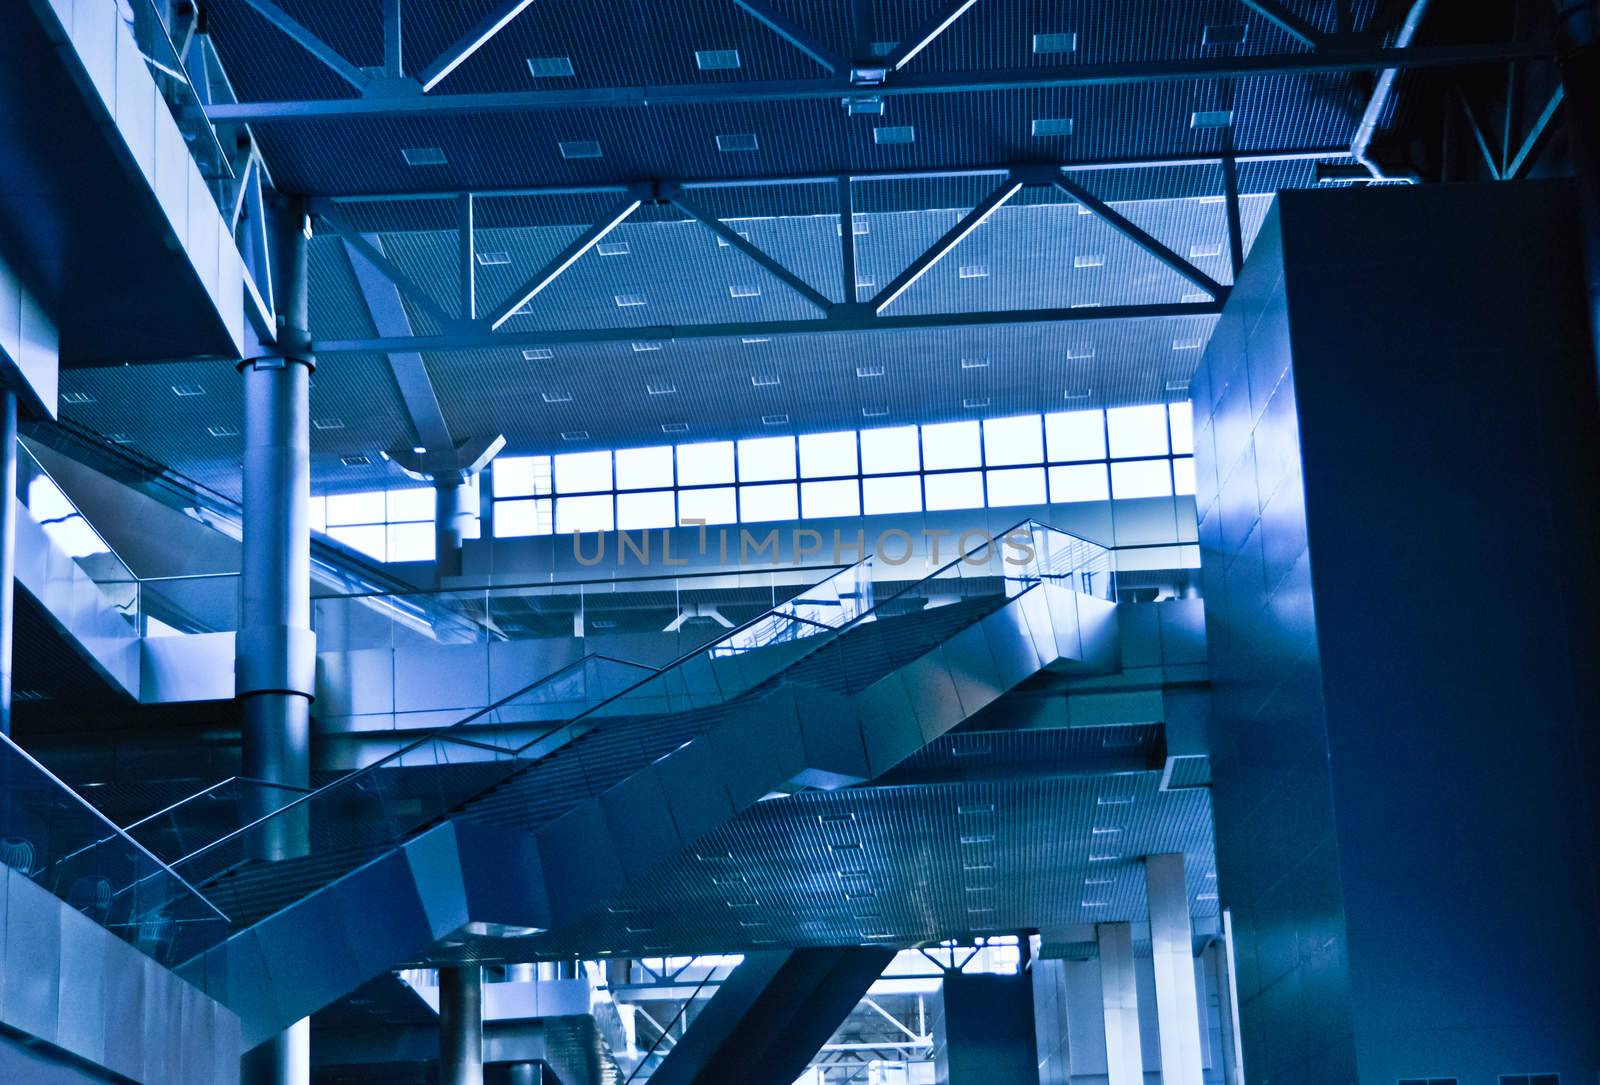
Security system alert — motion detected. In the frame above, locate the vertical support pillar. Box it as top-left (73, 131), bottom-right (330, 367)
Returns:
top-left (440, 965), bottom-right (484, 1085)
top-left (237, 196), bottom-right (316, 1085)
top-left (1097, 922), bottom-right (1144, 1085)
top-left (0, 390), bottom-right (15, 737)
top-left (936, 970), bottom-right (1039, 1084)
top-left (1145, 853), bottom-right (1205, 1085)
top-left (435, 479), bottom-right (474, 580)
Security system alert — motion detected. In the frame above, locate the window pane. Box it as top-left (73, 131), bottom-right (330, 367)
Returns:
top-left (801, 479), bottom-right (860, 518)
top-left (1048, 463), bottom-right (1109, 503)
top-left (387, 522), bottom-right (435, 562)
top-left (921, 421), bottom-right (980, 470)
top-left (1106, 405), bottom-right (1170, 458)
top-left (1045, 410), bottom-right (1106, 462)
top-left (678, 486), bottom-right (736, 525)
top-left (862, 474), bottom-right (921, 513)
top-left (326, 490), bottom-right (385, 526)
top-left (615, 446), bottom-right (674, 490)
top-left (327, 524), bottom-right (386, 560)
top-left (859, 426), bottom-right (920, 474)
top-left (554, 450), bottom-right (612, 493)
top-left (983, 415), bottom-right (1044, 466)
top-left (677, 442), bottom-right (735, 486)
top-left (924, 471), bottom-right (984, 511)
top-left (799, 431), bottom-right (858, 478)
top-left (739, 482), bottom-right (799, 522)
top-left (1173, 456), bottom-right (1196, 495)
top-left (556, 494), bottom-right (615, 533)
top-left (387, 487), bottom-right (434, 522)
top-left (309, 496), bottom-right (327, 532)
top-left (1110, 459), bottom-right (1174, 498)
top-left (492, 455), bottom-right (551, 498)
top-left (737, 436), bottom-right (797, 482)
top-left (495, 497), bottom-right (552, 537)
top-left (617, 490), bottom-right (676, 529)
top-left (986, 467), bottom-right (1046, 506)
top-left (1171, 403), bottom-right (1196, 454)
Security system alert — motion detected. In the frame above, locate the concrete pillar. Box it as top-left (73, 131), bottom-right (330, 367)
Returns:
top-left (434, 478), bottom-right (474, 580)
top-left (236, 196), bottom-right (316, 1085)
top-left (1145, 853), bottom-right (1205, 1085)
top-left (440, 965), bottom-right (484, 1085)
top-left (0, 390), bottom-right (15, 737)
top-left (1097, 922), bottom-right (1144, 1085)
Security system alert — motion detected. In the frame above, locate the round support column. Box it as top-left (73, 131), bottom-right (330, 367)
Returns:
top-left (434, 479), bottom-right (474, 581)
top-left (440, 965), bottom-right (484, 1085)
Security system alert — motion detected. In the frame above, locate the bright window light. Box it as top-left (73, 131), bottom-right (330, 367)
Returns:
top-left (615, 446), bottom-right (674, 490)
top-left (493, 455), bottom-right (551, 498)
top-left (554, 450), bottom-right (613, 494)
top-left (309, 496), bottom-right (327, 532)
top-left (1168, 402), bottom-right (1194, 455)
top-left (1111, 459), bottom-right (1174, 498)
top-left (326, 490), bottom-right (385, 527)
top-left (1049, 463), bottom-right (1109, 502)
top-left (739, 483), bottom-right (799, 522)
top-left (801, 479), bottom-right (860, 518)
top-left (799, 431), bottom-right (858, 478)
top-left (387, 522), bottom-right (435, 562)
top-left (985, 467), bottom-right (1047, 506)
top-left (862, 474), bottom-right (921, 513)
top-left (982, 415), bottom-right (1044, 466)
top-left (737, 436), bottom-right (797, 482)
top-left (387, 487), bottom-right (434, 522)
top-left (921, 421), bottom-right (981, 470)
top-left (556, 494), bottom-right (615, 533)
top-left (327, 524), bottom-right (386, 560)
top-left (495, 497), bottom-right (552, 537)
top-left (860, 426), bottom-right (920, 474)
top-left (924, 471), bottom-right (984, 511)
top-left (678, 486), bottom-right (737, 525)
top-left (1045, 410), bottom-right (1106, 462)
top-left (1173, 456), bottom-right (1197, 495)
top-left (677, 442), bottom-right (735, 486)
top-left (617, 490), bottom-right (676, 529)
top-left (1106, 405), bottom-right (1170, 458)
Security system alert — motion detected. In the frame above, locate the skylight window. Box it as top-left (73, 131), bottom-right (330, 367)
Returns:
top-left (559, 140), bottom-right (602, 159)
top-left (1032, 117), bottom-right (1075, 137)
top-left (716, 133), bottom-right (759, 152)
top-left (695, 49), bottom-right (741, 70)
top-left (873, 126), bottom-right (915, 145)
top-left (402, 147), bottom-right (446, 166)
top-left (1032, 32), bottom-right (1078, 53)
top-left (527, 56), bottom-right (575, 78)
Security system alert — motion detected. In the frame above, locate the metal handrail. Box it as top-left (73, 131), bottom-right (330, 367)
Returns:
top-left (119, 775), bottom-right (313, 835)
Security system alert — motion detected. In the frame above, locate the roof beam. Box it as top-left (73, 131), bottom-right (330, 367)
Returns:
top-left (884, 0), bottom-right (982, 71)
top-left (201, 41), bottom-right (1547, 122)
top-left (872, 177), bottom-right (1023, 312)
top-left (319, 207), bottom-right (465, 331)
top-left (417, 0), bottom-right (540, 92)
top-left (486, 190), bottom-right (644, 329)
top-left (308, 300), bottom-right (1222, 356)
top-left (728, 0), bottom-right (847, 73)
top-left (667, 189), bottom-right (836, 312)
top-left (234, 0), bottom-right (371, 90)
top-left (1049, 176), bottom-right (1228, 300)
top-left (1236, 0), bottom-right (1325, 49)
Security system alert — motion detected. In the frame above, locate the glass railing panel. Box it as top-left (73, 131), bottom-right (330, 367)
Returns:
top-left (123, 777), bottom-right (310, 865)
top-left (138, 573), bottom-right (241, 635)
top-left (0, 735), bottom-right (228, 966)
top-left (17, 444), bottom-right (141, 626)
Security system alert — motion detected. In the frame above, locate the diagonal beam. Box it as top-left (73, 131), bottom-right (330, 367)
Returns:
top-left (1457, 90), bottom-right (1503, 180)
top-left (884, 0), bottom-right (982, 71)
top-left (417, 0), bottom-right (540, 92)
top-left (669, 190), bottom-right (835, 312)
top-left (729, 0), bottom-right (847, 73)
top-left (383, 0), bottom-right (403, 77)
top-left (486, 191), bottom-right (643, 329)
top-left (1051, 176), bottom-right (1228, 299)
top-left (235, 0), bottom-right (370, 89)
top-left (1237, 0), bottom-right (1325, 49)
top-left (1505, 85), bottom-right (1564, 180)
top-left (320, 207), bottom-right (464, 330)
top-left (872, 177), bottom-right (1023, 312)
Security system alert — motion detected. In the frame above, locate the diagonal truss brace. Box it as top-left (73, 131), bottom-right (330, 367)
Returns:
top-left (320, 207), bottom-right (466, 332)
top-left (884, 0), bottom-right (983, 71)
top-left (418, 0), bottom-right (541, 91)
top-left (729, 0), bottom-right (847, 73)
top-left (235, 0), bottom-right (371, 90)
top-left (1505, 85), bottom-right (1564, 180)
top-left (872, 176), bottom-right (1024, 312)
top-left (667, 188), bottom-right (836, 312)
top-left (1050, 175), bottom-right (1229, 300)
top-left (486, 188), bottom-right (646, 329)
top-left (1237, 0), bottom-right (1326, 49)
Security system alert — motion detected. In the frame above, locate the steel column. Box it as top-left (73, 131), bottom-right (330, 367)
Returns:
top-left (0, 391), bottom-right (15, 737)
top-left (435, 480), bottom-right (475, 580)
top-left (1097, 922), bottom-right (1145, 1085)
top-left (1145, 853), bottom-right (1205, 1085)
top-left (440, 966), bottom-right (485, 1085)
top-left (241, 1018), bottom-right (310, 1085)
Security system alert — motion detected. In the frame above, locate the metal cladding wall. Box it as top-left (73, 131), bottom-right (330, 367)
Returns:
top-left (1195, 182), bottom-right (1600, 1081)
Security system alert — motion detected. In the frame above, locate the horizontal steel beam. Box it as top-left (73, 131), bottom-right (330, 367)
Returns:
top-left (308, 300), bottom-right (1223, 355)
top-left (203, 41), bottom-right (1547, 122)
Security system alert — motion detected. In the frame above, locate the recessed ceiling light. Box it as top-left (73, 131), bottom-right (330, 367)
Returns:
top-left (716, 133), bottom-right (759, 153)
top-left (1063, 388), bottom-right (1091, 401)
top-left (522, 348), bottom-right (553, 361)
top-left (1085, 877), bottom-right (1113, 886)
top-left (401, 147), bottom-right (446, 166)
top-left (614, 293), bottom-right (646, 307)
top-left (541, 391), bottom-right (573, 402)
top-left (873, 125), bottom-right (915, 145)
top-left (855, 279), bottom-right (875, 290)
top-left (340, 454), bottom-right (372, 466)
top-left (714, 229), bottom-right (751, 248)
top-left (837, 217), bottom-right (869, 236)
top-left (695, 48), bottom-right (741, 70)
top-left (206, 424), bottom-right (239, 438)
top-left (61, 391), bottom-right (95, 404)
top-left (1088, 853), bottom-right (1118, 862)
top-left (750, 374), bottom-right (780, 387)
top-left (645, 382), bottom-right (676, 395)
top-left (1191, 110), bottom-right (1234, 129)
top-left (1074, 254), bottom-right (1105, 269)
top-left (312, 417), bottom-right (344, 430)
top-left (1065, 346), bottom-right (1095, 359)
top-left (1203, 23), bottom-right (1248, 45)
top-left (729, 284), bottom-right (761, 298)
top-left (1092, 826), bottom-right (1123, 835)
top-left (171, 383), bottom-right (206, 396)
top-left (761, 413), bottom-right (789, 425)
top-left (963, 397), bottom-right (990, 409)
top-left (958, 264), bottom-right (989, 279)
top-left (1097, 795), bottom-right (1134, 805)
top-left (632, 341), bottom-right (662, 352)
top-left (412, 445), bottom-right (426, 454)
top-left (107, 433), bottom-right (134, 444)
top-left (597, 241), bottom-right (630, 256)
top-left (1031, 117), bottom-right (1075, 137)
top-left (844, 95), bottom-right (884, 116)
top-left (741, 337), bottom-right (770, 345)
top-left (661, 422), bottom-right (689, 433)
top-left (861, 407), bottom-right (888, 418)
top-left (1167, 379), bottom-right (1192, 391)
top-left (1189, 243), bottom-right (1224, 258)
top-left (560, 430), bottom-right (589, 441)
top-left (559, 140), bottom-right (602, 160)
top-left (527, 56), bottom-right (574, 77)
top-left (1082, 900), bottom-right (1109, 907)
top-left (1033, 31), bottom-right (1078, 53)
top-left (1071, 301), bottom-right (1101, 309)
top-left (856, 364), bottom-right (884, 378)
top-left (1172, 337), bottom-right (1205, 350)
top-left (1181, 292), bottom-right (1211, 303)
top-left (960, 356), bottom-right (990, 369)
top-left (475, 251), bottom-right (511, 266)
